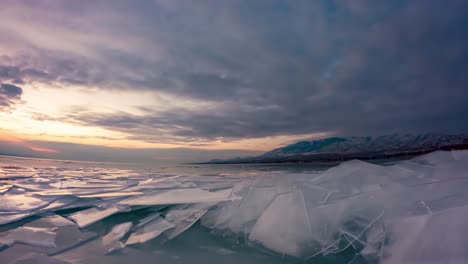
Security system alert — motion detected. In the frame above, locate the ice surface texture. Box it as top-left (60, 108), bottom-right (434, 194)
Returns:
top-left (0, 150), bottom-right (468, 263)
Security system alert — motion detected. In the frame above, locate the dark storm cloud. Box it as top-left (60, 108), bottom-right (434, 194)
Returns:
top-left (1, 0), bottom-right (468, 143)
top-left (0, 83), bottom-right (22, 110)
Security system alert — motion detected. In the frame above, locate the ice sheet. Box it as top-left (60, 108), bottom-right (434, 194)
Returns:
top-left (8, 252), bottom-right (70, 264)
top-left (1, 149), bottom-right (468, 262)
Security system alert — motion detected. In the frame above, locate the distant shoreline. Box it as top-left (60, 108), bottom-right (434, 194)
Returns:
top-left (198, 143), bottom-right (468, 165)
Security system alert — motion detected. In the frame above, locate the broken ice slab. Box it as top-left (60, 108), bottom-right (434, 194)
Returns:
top-left (0, 213), bottom-right (33, 225)
top-left (381, 205), bottom-right (468, 264)
top-left (11, 183), bottom-right (52, 191)
top-left (8, 252), bottom-right (70, 264)
top-left (118, 188), bottom-right (239, 206)
top-left (137, 175), bottom-right (181, 186)
top-left (0, 198), bottom-right (72, 225)
top-left (0, 226), bottom-right (56, 249)
top-left (34, 187), bottom-right (125, 196)
top-left (201, 186), bottom-right (280, 233)
top-left (77, 191), bottom-right (144, 198)
top-left (163, 203), bottom-right (211, 240)
top-left (0, 184), bottom-right (12, 194)
top-left (49, 180), bottom-right (125, 189)
top-left (309, 160), bottom-right (392, 197)
top-left (37, 196), bottom-right (78, 213)
top-left (198, 182), bottom-right (236, 191)
top-left (452, 149), bottom-right (468, 162)
top-left (249, 191), bottom-right (313, 257)
top-left (0, 194), bottom-right (53, 212)
top-left (23, 215), bottom-right (97, 256)
top-left (136, 181), bottom-right (196, 190)
top-left (359, 222), bottom-right (386, 262)
top-left (101, 222), bottom-right (133, 253)
top-left (41, 214), bottom-right (75, 227)
top-left (125, 216), bottom-right (174, 246)
top-left (412, 150), bottom-right (456, 165)
top-left (68, 205), bottom-right (128, 228)
top-left (135, 213), bottom-right (161, 228)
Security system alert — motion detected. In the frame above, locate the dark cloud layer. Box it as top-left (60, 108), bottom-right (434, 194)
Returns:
top-left (1, 0), bottom-right (468, 144)
top-left (0, 83), bottom-right (22, 110)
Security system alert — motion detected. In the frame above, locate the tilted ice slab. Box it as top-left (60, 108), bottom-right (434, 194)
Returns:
top-left (248, 191), bottom-right (313, 257)
top-left (0, 213), bottom-right (33, 225)
top-left (77, 191), bottom-right (144, 198)
top-left (68, 205), bottom-right (128, 228)
top-left (163, 203), bottom-right (212, 240)
top-left (49, 180), bottom-right (125, 189)
top-left (41, 214), bottom-right (75, 227)
top-left (0, 226), bottom-right (56, 249)
top-left (0, 184), bottom-right (12, 194)
top-left (125, 217), bottom-right (174, 245)
top-left (23, 215), bottom-right (97, 256)
top-left (118, 188), bottom-right (239, 206)
top-left (101, 222), bottom-right (133, 253)
top-left (380, 205), bottom-right (468, 264)
top-left (201, 179), bottom-right (287, 234)
top-left (34, 187), bottom-right (126, 196)
top-left (0, 194), bottom-right (53, 212)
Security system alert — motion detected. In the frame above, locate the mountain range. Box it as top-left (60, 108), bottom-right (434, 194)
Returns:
top-left (203, 133), bottom-right (468, 164)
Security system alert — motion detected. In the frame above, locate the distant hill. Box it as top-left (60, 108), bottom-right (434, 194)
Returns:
top-left (202, 133), bottom-right (468, 164)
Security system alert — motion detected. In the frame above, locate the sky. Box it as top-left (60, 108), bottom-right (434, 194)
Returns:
top-left (0, 0), bottom-right (467, 163)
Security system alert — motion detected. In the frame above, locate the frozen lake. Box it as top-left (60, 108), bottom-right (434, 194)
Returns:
top-left (1, 150), bottom-right (468, 264)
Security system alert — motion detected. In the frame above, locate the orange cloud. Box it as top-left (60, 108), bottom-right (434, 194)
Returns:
top-left (0, 131), bottom-right (22, 143)
top-left (29, 146), bottom-right (59, 153)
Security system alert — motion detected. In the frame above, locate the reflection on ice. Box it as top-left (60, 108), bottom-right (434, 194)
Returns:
top-left (118, 188), bottom-right (239, 206)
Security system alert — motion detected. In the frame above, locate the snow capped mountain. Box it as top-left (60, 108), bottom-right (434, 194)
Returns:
top-left (261, 133), bottom-right (468, 158)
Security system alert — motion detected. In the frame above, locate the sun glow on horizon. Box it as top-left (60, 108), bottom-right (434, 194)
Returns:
top-left (0, 83), bottom-right (335, 152)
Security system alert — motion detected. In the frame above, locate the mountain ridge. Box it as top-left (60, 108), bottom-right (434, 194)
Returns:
top-left (202, 133), bottom-right (468, 164)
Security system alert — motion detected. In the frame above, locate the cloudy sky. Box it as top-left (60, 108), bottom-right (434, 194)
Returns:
top-left (0, 0), bottom-right (467, 163)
